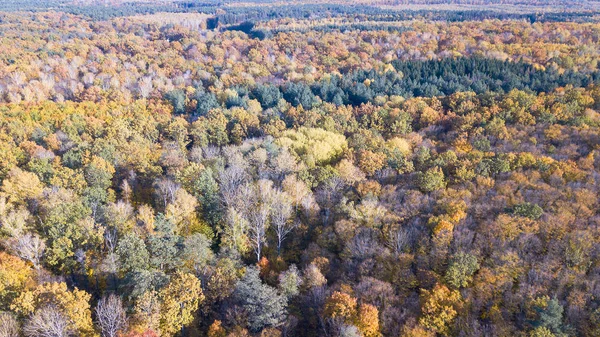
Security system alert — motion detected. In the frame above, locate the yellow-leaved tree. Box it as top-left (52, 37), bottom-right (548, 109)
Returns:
top-left (277, 127), bottom-right (347, 167)
top-left (159, 271), bottom-right (204, 335)
top-left (10, 282), bottom-right (95, 336)
top-left (419, 283), bottom-right (463, 336)
top-left (1, 167), bottom-right (44, 206)
top-left (324, 291), bottom-right (381, 337)
top-left (0, 252), bottom-right (33, 310)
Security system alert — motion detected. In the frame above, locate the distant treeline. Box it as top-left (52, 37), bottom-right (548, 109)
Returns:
top-left (215, 6), bottom-right (600, 26)
top-left (265, 23), bottom-right (414, 35)
top-left (366, 10), bottom-right (600, 23)
top-left (0, 0), bottom-right (219, 20)
top-left (2, 0), bottom-right (598, 25)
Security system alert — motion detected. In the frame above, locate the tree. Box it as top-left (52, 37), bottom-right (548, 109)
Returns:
top-left (84, 156), bottom-right (114, 190)
top-left (355, 304), bottom-right (380, 337)
top-left (1, 168), bottom-right (43, 205)
top-left (132, 291), bottom-right (160, 334)
top-left (302, 263), bottom-right (327, 290)
top-left (271, 190), bottom-right (294, 255)
top-left (234, 266), bottom-right (287, 332)
top-left (252, 84), bottom-right (282, 109)
top-left (6, 232), bottom-right (46, 270)
top-left (11, 282), bottom-right (94, 337)
top-left (0, 311), bottom-right (19, 337)
top-left (222, 207), bottom-right (251, 255)
top-left (357, 150), bottom-right (386, 176)
top-left (149, 215), bottom-right (181, 272)
top-left (153, 179), bottom-right (180, 211)
top-left (278, 265), bottom-right (302, 298)
top-left (338, 324), bottom-right (362, 337)
top-left (249, 204), bottom-right (270, 262)
top-left (539, 298), bottom-right (564, 334)
top-left (37, 188), bottom-right (97, 273)
top-left (512, 203), bottom-right (544, 220)
top-left (277, 128), bottom-right (347, 167)
top-left (208, 320), bottom-right (227, 337)
top-left (194, 89), bottom-right (219, 116)
top-left (0, 251), bottom-right (32, 309)
top-left (192, 168), bottom-right (221, 225)
top-left (324, 291), bottom-right (357, 322)
top-left (531, 296), bottom-right (564, 335)
top-left (23, 306), bottom-right (72, 337)
top-left (96, 294), bottom-right (128, 337)
top-left (417, 167), bottom-right (446, 193)
top-left (117, 233), bottom-right (150, 274)
top-left (182, 233), bottom-right (214, 274)
top-left (282, 82), bottom-right (317, 109)
top-left (445, 252), bottom-right (480, 289)
top-left (165, 189), bottom-right (205, 236)
top-left (158, 272), bottom-right (204, 335)
top-left (165, 90), bottom-right (186, 115)
top-left (419, 284), bottom-right (462, 336)
top-left (529, 327), bottom-right (555, 337)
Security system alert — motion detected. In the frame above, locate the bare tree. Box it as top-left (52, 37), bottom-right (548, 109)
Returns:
top-left (388, 227), bottom-right (410, 256)
top-left (0, 311), bottom-right (19, 337)
top-left (218, 164), bottom-right (249, 209)
top-left (23, 306), bottom-right (71, 337)
top-left (96, 294), bottom-right (128, 337)
top-left (224, 207), bottom-right (250, 253)
top-left (249, 205), bottom-right (269, 262)
top-left (7, 232), bottom-right (45, 270)
top-left (138, 76), bottom-right (153, 99)
top-left (101, 230), bottom-right (119, 290)
top-left (233, 183), bottom-right (255, 217)
top-left (315, 177), bottom-right (345, 225)
top-left (271, 190), bottom-right (295, 255)
top-left (154, 178), bottom-right (180, 210)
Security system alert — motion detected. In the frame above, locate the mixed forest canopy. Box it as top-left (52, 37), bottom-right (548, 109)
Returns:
top-left (1, 1), bottom-right (600, 337)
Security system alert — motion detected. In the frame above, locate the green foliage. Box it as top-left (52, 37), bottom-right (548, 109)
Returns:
top-left (149, 215), bottom-right (182, 272)
top-left (531, 297), bottom-right (565, 336)
top-left (283, 82), bottom-right (318, 109)
top-left (278, 265), bottom-right (301, 298)
top-left (192, 168), bottom-right (221, 225)
top-left (417, 166), bottom-right (446, 192)
top-left (195, 90), bottom-right (220, 117)
top-left (445, 252), bottom-right (480, 288)
top-left (234, 266), bottom-right (287, 332)
top-left (117, 233), bottom-right (150, 274)
top-left (512, 203), bottom-right (544, 220)
top-left (252, 84), bottom-right (283, 109)
top-left (2, 6), bottom-right (600, 337)
top-left (165, 90), bottom-right (186, 115)
top-left (183, 233), bottom-right (214, 273)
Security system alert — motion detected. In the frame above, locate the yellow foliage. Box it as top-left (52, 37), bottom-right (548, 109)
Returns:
top-left (430, 218), bottom-right (455, 236)
top-left (277, 127), bottom-right (347, 167)
top-left (419, 283), bottom-right (462, 336)
top-left (355, 303), bottom-right (381, 337)
top-left (0, 252), bottom-right (33, 308)
top-left (208, 320), bottom-right (227, 337)
top-left (11, 282), bottom-right (95, 336)
top-left (385, 137), bottom-right (412, 155)
top-left (1, 167), bottom-right (44, 205)
top-left (324, 291), bottom-right (357, 321)
top-left (159, 272), bottom-right (204, 335)
top-left (336, 159), bottom-right (366, 184)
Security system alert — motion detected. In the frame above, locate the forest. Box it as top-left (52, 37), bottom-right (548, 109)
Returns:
top-left (1, 1), bottom-right (600, 337)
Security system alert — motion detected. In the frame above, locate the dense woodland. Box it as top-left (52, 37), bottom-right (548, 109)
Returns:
top-left (2, 1), bottom-right (600, 337)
